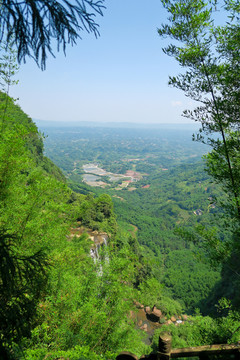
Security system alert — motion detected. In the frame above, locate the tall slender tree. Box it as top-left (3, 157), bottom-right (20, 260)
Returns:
top-left (158, 0), bottom-right (240, 219)
top-left (158, 0), bottom-right (240, 310)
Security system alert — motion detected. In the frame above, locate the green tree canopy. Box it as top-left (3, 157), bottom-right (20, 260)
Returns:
top-left (158, 0), bottom-right (240, 312)
top-left (158, 0), bottom-right (240, 218)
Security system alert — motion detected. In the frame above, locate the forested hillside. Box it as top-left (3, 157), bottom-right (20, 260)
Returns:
top-left (0, 0), bottom-right (240, 358)
top-left (40, 124), bottom-right (223, 314)
top-left (2, 95), bottom-right (240, 360)
top-left (0, 93), bottom-right (155, 359)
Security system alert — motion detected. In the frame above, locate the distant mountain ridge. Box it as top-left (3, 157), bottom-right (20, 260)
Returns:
top-left (34, 118), bottom-right (199, 130)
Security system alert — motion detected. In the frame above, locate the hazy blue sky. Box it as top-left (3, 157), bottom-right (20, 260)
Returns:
top-left (10, 0), bottom-right (194, 124)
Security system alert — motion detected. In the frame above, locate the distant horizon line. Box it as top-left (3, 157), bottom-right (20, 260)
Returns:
top-left (34, 118), bottom-right (199, 129)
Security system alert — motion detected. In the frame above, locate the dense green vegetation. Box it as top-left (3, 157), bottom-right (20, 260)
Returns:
top-left (0, 94), bottom-right (157, 359)
top-left (36, 115), bottom-right (240, 357)
top-left (1, 0), bottom-right (240, 357)
top-left (1, 83), bottom-right (240, 360)
top-left (158, 0), bottom-right (240, 321)
top-left (4, 90), bottom-right (218, 359)
top-left (41, 123), bottom-right (223, 314)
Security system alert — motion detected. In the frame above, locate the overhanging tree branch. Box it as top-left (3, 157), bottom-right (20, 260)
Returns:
top-left (0, 0), bottom-right (105, 69)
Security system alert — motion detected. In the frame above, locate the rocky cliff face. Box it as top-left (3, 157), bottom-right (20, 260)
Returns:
top-left (70, 226), bottom-right (109, 262)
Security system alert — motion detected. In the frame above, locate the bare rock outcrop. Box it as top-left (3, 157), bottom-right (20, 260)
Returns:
top-left (145, 305), bottom-right (162, 322)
